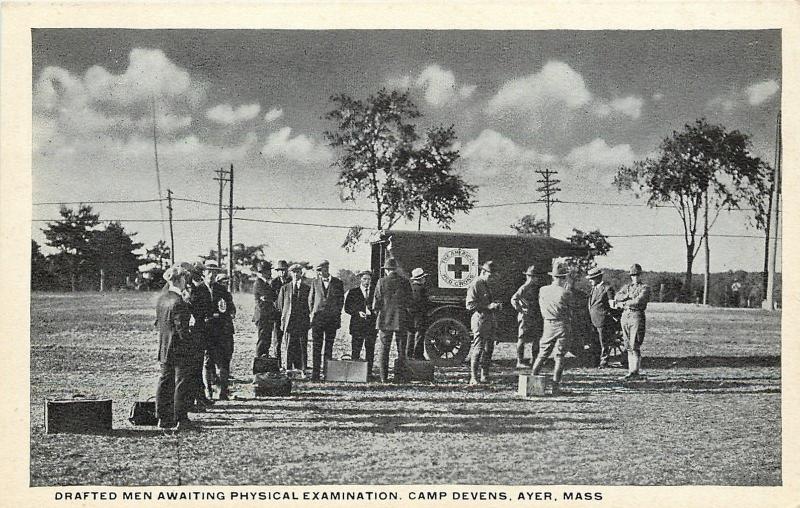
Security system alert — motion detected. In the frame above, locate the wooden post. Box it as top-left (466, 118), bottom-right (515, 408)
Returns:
top-left (228, 164), bottom-right (234, 293)
top-left (764, 111), bottom-right (781, 310)
top-left (100, 268), bottom-right (105, 292)
top-left (166, 189), bottom-right (175, 264)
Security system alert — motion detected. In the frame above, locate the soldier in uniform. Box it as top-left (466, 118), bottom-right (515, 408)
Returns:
top-left (344, 270), bottom-right (377, 378)
top-left (308, 260), bottom-right (345, 381)
top-left (531, 260), bottom-right (572, 395)
top-left (406, 268), bottom-right (430, 360)
top-left (202, 262), bottom-right (236, 401)
top-left (614, 263), bottom-right (651, 380)
top-left (510, 265), bottom-right (542, 369)
top-left (270, 260), bottom-right (292, 361)
top-left (252, 261), bottom-right (278, 358)
top-left (373, 257), bottom-right (412, 383)
top-left (155, 264), bottom-right (198, 430)
top-left (276, 264), bottom-right (311, 372)
top-left (586, 267), bottom-right (616, 368)
top-left (466, 261), bottom-right (501, 385)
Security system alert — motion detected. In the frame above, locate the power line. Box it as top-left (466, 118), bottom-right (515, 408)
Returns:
top-left (33, 198), bottom-right (165, 205)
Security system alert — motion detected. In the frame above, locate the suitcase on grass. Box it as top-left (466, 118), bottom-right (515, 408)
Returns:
top-left (252, 355), bottom-right (280, 374)
top-left (128, 397), bottom-right (157, 426)
top-left (45, 395), bottom-right (112, 434)
top-left (253, 372), bottom-right (292, 396)
top-left (518, 374), bottom-right (550, 397)
top-left (393, 358), bottom-right (435, 382)
top-left (325, 355), bottom-right (368, 383)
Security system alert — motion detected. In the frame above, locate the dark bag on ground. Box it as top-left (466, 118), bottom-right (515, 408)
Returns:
top-left (128, 397), bottom-right (158, 426)
top-left (252, 355), bottom-right (280, 374)
top-left (393, 358), bottom-right (435, 382)
top-left (253, 372), bottom-right (292, 396)
top-left (45, 395), bottom-right (112, 434)
top-left (325, 354), bottom-right (368, 383)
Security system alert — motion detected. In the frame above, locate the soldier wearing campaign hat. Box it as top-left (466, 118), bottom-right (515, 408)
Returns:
top-left (614, 263), bottom-right (651, 381)
top-left (465, 260), bottom-right (502, 385)
top-left (510, 264), bottom-right (543, 369)
top-left (530, 260), bottom-right (573, 394)
top-left (586, 266), bottom-right (617, 368)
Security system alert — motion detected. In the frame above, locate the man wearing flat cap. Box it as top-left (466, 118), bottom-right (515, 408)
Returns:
top-left (511, 265), bottom-right (543, 369)
top-left (373, 257), bottom-right (412, 383)
top-left (344, 270), bottom-right (377, 378)
top-left (586, 267), bottom-right (616, 368)
top-left (531, 260), bottom-right (573, 394)
top-left (466, 260), bottom-right (502, 385)
top-left (253, 260), bottom-right (278, 359)
top-left (406, 268), bottom-right (430, 360)
top-left (199, 260), bottom-right (236, 401)
top-left (276, 264), bottom-right (311, 371)
top-left (270, 260), bottom-right (293, 361)
top-left (308, 260), bottom-right (345, 381)
top-left (614, 263), bottom-right (651, 380)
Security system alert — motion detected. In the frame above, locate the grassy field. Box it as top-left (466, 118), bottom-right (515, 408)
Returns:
top-left (30, 291), bottom-right (781, 486)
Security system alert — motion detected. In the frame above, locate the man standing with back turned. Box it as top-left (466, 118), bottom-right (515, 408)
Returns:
top-left (373, 257), bottom-right (412, 383)
top-left (531, 260), bottom-right (572, 395)
top-left (614, 263), bottom-right (651, 381)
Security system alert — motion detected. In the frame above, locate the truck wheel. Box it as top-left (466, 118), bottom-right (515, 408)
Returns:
top-left (424, 315), bottom-right (471, 367)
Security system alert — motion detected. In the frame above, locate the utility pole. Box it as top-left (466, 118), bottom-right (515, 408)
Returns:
top-left (535, 168), bottom-right (560, 237)
top-left (764, 111), bottom-right (781, 310)
top-left (166, 189), bottom-right (175, 264)
top-left (213, 168), bottom-right (230, 267)
top-left (703, 190), bottom-right (710, 305)
top-left (763, 110), bottom-right (780, 306)
top-left (228, 164), bottom-right (235, 293)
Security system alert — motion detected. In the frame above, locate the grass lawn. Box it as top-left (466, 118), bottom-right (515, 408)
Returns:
top-left (30, 292), bottom-right (781, 486)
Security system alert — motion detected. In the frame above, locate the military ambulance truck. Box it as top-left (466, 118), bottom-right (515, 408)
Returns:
top-left (370, 230), bottom-right (598, 367)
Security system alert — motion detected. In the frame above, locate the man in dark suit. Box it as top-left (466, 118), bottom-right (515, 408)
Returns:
top-left (202, 263), bottom-right (236, 401)
top-left (252, 261), bottom-right (277, 358)
top-left (276, 264), bottom-right (311, 371)
top-left (188, 261), bottom-right (215, 409)
top-left (308, 259), bottom-right (345, 381)
top-left (270, 260), bottom-right (292, 361)
top-left (373, 257), bottom-right (412, 383)
top-left (155, 264), bottom-right (199, 431)
top-left (344, 270), bottom-right (377, 378)
top-left (586, 267), bottom-right (616, 368)
top-left (406, 268), bottom-right (430, 360)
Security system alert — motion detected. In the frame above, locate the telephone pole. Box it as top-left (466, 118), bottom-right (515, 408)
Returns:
top-left (535, 168), bottom-right (560, 237)
top-left (166, 189), bottom-right (175, 264)
top-left (228, 164), bottom-right (235, 293)
top-left (763, 110), bottom-right (781, 308)
top-left (764, 111), bottom-right (781, 310)
top-left (213, 168), bottom-right (230, 267)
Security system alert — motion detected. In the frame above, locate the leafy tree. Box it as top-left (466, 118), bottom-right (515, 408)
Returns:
top-left (31, 240), bottom-right (50, 290)
top-left (510, 214), bottom-right (551, 236)
top-left (614, 119), bottom-right (769, 300)
top-left (42, 205), bottom-right (100, 291)
top-left (145, 240), bottom-right (171, 269)
top-left (565, 229), bottom-right (613, 274)
top-left (90, 222), bottom-right (144, 290)
top-left (325, 89), bottom-right (475, 249)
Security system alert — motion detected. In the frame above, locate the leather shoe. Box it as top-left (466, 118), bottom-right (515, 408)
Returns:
top-left (158, 418), bottom-right (176, 429)
top-left (620, 372), bottom-right (641, 381)
top-left (218, 389), bottom-right (229, 401)
top-left (175, 419), bottom-right (198, 432)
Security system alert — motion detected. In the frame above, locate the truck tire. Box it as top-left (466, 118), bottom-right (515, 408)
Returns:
top-left (424, 312), bottom-right (471, 367)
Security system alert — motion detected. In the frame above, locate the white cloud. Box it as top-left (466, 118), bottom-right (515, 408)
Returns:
top-left (385, 75), bottom-right (412, 90)
top-left (564, 138), bottom-right (636, 171)
top-left (264, 107), bottom-right (283, 123)
top-left (486, 60), bottom-right (592, 115)
top-left (708, 95), bottom-right (737, 113)
top-left (746, 79), bottom-right (779, 105)
top-left (459, 84), bottom-right (477, 99)
top-left (592, 96), bottom-right (644, 119)
top-left (260, 127), bottom-right (331, 165)
top-left (652, 92), bottom-right (664, 101)
top-left (206, 103), bottom-right (262, 125)
top-left (386, 64), bottom-right (476, 107)
top-left (461, 129), bottom-right (555, 183)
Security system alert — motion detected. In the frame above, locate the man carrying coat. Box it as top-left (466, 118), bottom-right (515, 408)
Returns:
top-left (308, 260), bottom-right (345, 381)
top-left (586, 267), bottom-right (616, 368)
top-left (253, 261), bottom-right (278, 358)
top-left (373, 257), bottom-right (412, 383)
top-left (276, 264), bottom-right (311, 372)
top-left (344, 270), bottom-right (377, 379)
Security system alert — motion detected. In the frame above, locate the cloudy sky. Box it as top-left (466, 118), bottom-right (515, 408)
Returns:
top-left (31, 30), bottom-right (781, 273)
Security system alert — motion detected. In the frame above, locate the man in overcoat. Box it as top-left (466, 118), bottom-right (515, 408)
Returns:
top-left (270, 260), bottom-right (292, 361)
top-left (344, 270), bottom-right (377, 378)
top-left (466, 261), bottom-right (501, 385)
top-left (586, 267), bottom-right (616, 368)
top-left (188, 261), bottom-right (215, 409)
top-left (308, 260), bottom-right (345, 381)
top-left (372, 257), bottom-right (412, 383)
top-left (252, 261), bottom-right (278, 358)
top-left (276, 264), bottom-right (311, 371)
top-left (406, 268), bottom-right (430, 360)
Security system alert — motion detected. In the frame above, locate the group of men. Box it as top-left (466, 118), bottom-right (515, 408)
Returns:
top-left (466, 260), bottom-right (651, 393)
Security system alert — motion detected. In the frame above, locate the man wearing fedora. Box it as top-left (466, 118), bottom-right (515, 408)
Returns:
top-left (531, 260), bottom-right (573, 394)
top-left (466, 260), bottom-right (502, 385)
top-left (373, 257), bottom-right (412, 383)
top-left (344, 270), bottom-right (377, 378)
top-left (586, 266), bottom-right (616, 368)
top-left (511, 265), bottom-right (543, 369)
top-left (276, 264), bottom-right (311, 371)
top-left (253, 260), bottom-right (278, 358)
top-left (308, 260), bottom-right (345, 381)
top-left (270, 260), bottom-right (292, 361)
top-left (406, 267), bottom-right (430, 360)
top-left (614, 263), bottom-right (651, 380)
top-left (186, 261), bottom-right (215, 409)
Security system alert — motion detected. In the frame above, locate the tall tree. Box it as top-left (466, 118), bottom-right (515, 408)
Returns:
top-left (565, 229), bottom-right (613, 274)
top-left (145, 240), bottom-right (171, 270)
top-left (510, 214), bottom-right (551, 236)
top-left (90, 222), bottom-right (144, 290)
top-left (325, 89), bottom-right (475, 248)
top-left (42, 205), bottom-right (100, 291)
top-left (614, 119), bottom-right (769, 300)
top-left (31, 240), bottom-right (50, 290)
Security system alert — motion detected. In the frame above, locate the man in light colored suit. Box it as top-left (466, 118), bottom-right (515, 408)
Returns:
top-left (308, 259), bottom-right (345, 381)
top-left (373, 257), bottom-right (412, 383)
top-left (586, 267), bottom-right (616, 368)
top-left (276, 264), bottom-right (311, 371)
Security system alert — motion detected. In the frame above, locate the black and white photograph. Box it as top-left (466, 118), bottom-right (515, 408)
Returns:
top-left (2, 1), bottom-right (797, 504)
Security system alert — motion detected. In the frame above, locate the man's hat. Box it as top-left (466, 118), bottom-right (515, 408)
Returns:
top-left (203, 259), bottom-right (224, 272)
top-left (383, 257), bottom-right (399, 270)
top-left (480, 261), bottom-right (495, 274)
top-left (356, 270), bottom-right (372, 278)
top-left (316, 259), bottom-right (330, 270)
top-left (163, 264), bottom-right (190, 282)
top-left (215, 273), bottom-right (230, 284)
top-left (410, 267), bottom-right (428, 280)
top-left (629, 263), bottom-right (643, 275)
top-left (274, 260), bottom-right (289, 270)
top-left (586, 267), bottom-right (604, 279)
top-left (256, 260), bottom-right (272, 272)
top-left (288, 263), bottom-right (304, 273)
top-left (523, 265), bottom-right (537, 276)
top-left (549, 260), bottom-right (569, 277)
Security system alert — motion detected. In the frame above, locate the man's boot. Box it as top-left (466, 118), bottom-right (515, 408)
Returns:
top-left (468, 354), bottom-right (480, 385)
top-left (480, 368), bottom-right (489, 384)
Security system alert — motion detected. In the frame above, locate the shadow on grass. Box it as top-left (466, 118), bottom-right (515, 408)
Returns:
top-left (642, 355), bottom-right (780, 369)
top-left (570, 377), bottom-right (780, 394)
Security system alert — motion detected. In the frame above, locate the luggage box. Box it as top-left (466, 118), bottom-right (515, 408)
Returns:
top-left (518, 374), bottom-right (550, 397)
top-left (394, 358), bottom-right (435, 382)
top-left (325, 358), bottom-right (369, 383)
top-left (252, 356), bottom-right (280, 374)
top-left (45, 397), bottom-right (113, 434)
top-left (253, 373), bottom-right (292, 397)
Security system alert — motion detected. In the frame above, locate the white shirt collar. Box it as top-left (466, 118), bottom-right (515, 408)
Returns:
top-left (168, 286), bottom-right (183, 297)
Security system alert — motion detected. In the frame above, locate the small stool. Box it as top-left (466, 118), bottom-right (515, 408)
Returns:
top-left (518, 374), bottom-right (550, 397)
